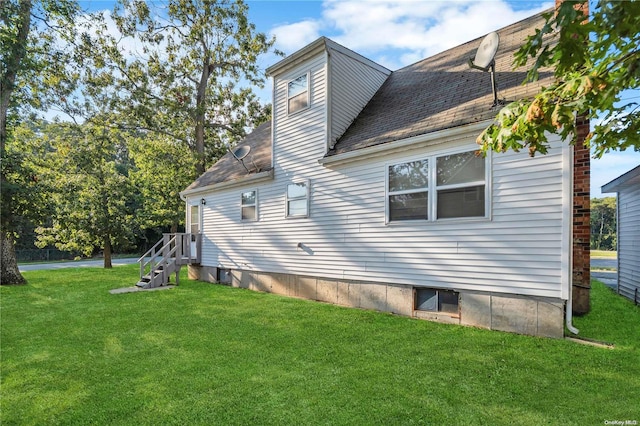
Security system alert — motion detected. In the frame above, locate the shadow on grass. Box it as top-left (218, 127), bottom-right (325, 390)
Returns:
top-left (1, 266), bottom-right (639, 425)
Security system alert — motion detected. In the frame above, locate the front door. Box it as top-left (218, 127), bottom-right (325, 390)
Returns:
top-left (189, 204), bottom-right (201, 256)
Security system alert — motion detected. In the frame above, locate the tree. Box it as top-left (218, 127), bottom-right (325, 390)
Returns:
top-left (1, 0), bottom-right (80, 284)
top-left (35, 121), bottom-right (137, 268)
top-left (477, 1), bottom-right (640, 158)
top-left (129, 133), bottom-right (198, 234)
top-left (590, 197), bottom-right (616, 251)
top-left (100, 0), bottom-right (276, 174)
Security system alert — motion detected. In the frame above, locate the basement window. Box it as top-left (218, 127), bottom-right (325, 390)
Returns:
top-left (415, 288), bottom-right (459, 315)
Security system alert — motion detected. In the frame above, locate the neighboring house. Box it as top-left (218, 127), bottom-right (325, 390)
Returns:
top-left (179, 9), bottom-right (591, 338)
top-left (602, 165), bottom-right (640, 304)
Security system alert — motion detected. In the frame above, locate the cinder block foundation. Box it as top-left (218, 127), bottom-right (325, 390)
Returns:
top-left (190, 266), bottom-right (565, 338)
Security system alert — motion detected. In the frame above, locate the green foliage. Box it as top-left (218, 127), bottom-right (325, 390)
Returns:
top-left (0, 0), bottom-right (81, 120)
top-left (1, 0), bottom-right (81, 283)
top-left (91, 0), bottom-right (277, 173)
top-left (129, 135), bottom-right (198, 231)
top-left (34, 121), bottom-right (137, 263)
top-left (590, 196), bottom-right (617, 251)
top-left (2, 268), bottom-right (639, 424)
top-left (1, 121), bottom-right (53, 238)
top-left (478, 1), bottom-right (640, 158)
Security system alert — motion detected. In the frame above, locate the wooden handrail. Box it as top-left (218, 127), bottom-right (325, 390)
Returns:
top-left (137, 233), bottom-right (202, 285)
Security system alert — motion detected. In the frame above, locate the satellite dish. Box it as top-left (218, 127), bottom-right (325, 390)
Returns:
top-left (233, 145), bottom-right (250, 161)
top-left (470, 32), bottom-right (499, 71)
top-left (227, 144), bottom-right (252, 172)
top-left (468, 32), bottom-right (504, 107)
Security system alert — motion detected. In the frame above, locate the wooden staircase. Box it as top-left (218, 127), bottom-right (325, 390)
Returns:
top-left (137, 233), bottom-right (201, 289)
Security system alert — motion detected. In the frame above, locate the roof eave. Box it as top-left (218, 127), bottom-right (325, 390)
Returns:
top-left (320, 121), bottom-right (491, 167)
top-left (180, 168), bottom-right (274, 199)
top-left (266, 37), bottom-right (328, 76)
top-left (601, 165), bottom-right (640, 193)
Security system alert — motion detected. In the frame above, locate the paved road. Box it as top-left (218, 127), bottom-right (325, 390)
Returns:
top-left (590, 257), bottom-right (617, 290)
top-left (19, 257), bottom-right (138, 272)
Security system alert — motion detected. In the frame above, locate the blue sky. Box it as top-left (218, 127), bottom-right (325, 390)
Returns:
top-left (80, 0), bottom-right (639, 196)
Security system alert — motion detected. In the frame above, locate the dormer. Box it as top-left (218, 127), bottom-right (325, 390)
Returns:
top-left (266, 37), bottom-right (391, 156)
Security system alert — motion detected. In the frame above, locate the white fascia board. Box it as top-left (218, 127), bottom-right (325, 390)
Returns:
top-left (319, 121), bottom-right (491, 167)
top-left (266, 37), bottom-right (327, 77)
top-left (601, 165), bottom-right (640, 193)
top-left (180, 169), bottom-right (274, 199)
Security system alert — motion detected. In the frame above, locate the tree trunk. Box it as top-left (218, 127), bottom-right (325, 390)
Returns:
top-left (194, 59), bottom-right (212, 175)
top-left (103, 236), bottom-right (112, 268)
top-left (0, 1), bottom-right (32, 286)
top-left (1, 232), bottom-right (26, 285)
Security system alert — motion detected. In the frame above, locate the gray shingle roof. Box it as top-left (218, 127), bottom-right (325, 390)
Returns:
top-left (183, 121), bottom-right (272, 191)
top-left (328, 9), bottom-right (555, 156)
top-left (185, 9), bottom-right (555, 191)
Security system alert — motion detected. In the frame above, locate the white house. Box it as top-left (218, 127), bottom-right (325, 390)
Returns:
top-left (602, 165), bottom-right (640, 304)
top-left (179, 9), bottom-right (591, 338)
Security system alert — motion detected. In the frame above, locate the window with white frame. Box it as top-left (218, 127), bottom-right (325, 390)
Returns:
top-left (241, 190), bottom-right (257, 221)
top-left (190, 204), bottom-right (200, 234)
top-left (436, 151), bottom-right (486, 219)
top-left (388, 159), bottom-right (429, 221)
top-left (286, 181), bottom-right (309, 218)
top-left (287, 73), bottom-right (309, 114)
top-left (387, 149), bottom-right (487, 222)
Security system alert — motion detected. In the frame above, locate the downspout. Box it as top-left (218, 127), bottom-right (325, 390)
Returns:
top-left (565, 143), bottom-right (579, 335)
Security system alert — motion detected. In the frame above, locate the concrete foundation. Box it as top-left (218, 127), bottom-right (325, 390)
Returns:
top-left (190, 266), bottom-right (565, 338)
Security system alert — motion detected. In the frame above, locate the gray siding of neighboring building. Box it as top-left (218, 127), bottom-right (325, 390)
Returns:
top-left (618, 184), bottom-right (640, 302)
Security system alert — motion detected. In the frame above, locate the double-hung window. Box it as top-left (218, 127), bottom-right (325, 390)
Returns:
top-left (436, 151), bottom-right (486, 219)
top-left (241, 190), bottom-right (257, 221)
top-left (387, 149), bottom-right (487, 222)
top-left (287, 73), bottom-right (309, 114)
top-left (388, 159), bottom-right (430, 221)
top-left (286, 181), bottom-right (309, 218)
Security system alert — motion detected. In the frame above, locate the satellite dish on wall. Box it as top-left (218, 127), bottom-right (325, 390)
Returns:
top-left (468, 32), bottom-right (504, 107)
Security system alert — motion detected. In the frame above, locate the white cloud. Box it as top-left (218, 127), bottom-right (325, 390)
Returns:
top-left (271, 20), bottom-right (322, 54)
top-left (269, 0), bottom-right (552, 69)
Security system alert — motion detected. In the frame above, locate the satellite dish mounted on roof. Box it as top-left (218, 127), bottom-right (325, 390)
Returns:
top-left (226, 142), bottom-right (257, 173)
top-left (468, 32), bottom-right (504, 107)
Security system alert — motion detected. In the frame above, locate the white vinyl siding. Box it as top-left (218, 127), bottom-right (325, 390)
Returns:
top-left (617, 185), bottom-right (640, 302)
top-left (198, 130), bottom-right (570, 300)
top-left (329, 48), bottom-right (389, 147)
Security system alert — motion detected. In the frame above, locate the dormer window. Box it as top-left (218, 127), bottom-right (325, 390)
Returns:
top-left (287, 73), bottom-right (309, 114)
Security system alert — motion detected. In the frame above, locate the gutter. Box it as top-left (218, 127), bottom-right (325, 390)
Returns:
top-left (319, 121), bottom-right (491, 167)
top-left (180, 169), bottom-right (274, 200)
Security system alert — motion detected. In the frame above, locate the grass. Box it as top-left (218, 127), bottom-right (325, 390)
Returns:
top-left (591, 250), bottom-right (617, 258)
top-left (2, 265), bottom-right (639, 425)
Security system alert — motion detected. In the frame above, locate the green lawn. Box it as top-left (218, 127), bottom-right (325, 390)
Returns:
top-left (591, 250), bottom-right (617, 258)
top-left (2, 266), bottom-right (639, 425)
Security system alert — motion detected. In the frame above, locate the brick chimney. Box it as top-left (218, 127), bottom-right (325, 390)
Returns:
top-left (556, 0), bottom-right (591, 315)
